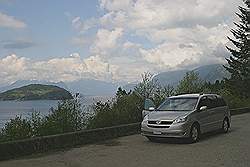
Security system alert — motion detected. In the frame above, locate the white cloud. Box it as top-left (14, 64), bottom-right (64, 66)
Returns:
top-left (138, 24), bottom-right (230, 70)
top-left (0, 12), bottom-right (26, 29)
top-left (99, 0), bottom-right (240, 31)
top-left (91, 28), bottom-right (123, 54)
top-left (0, 54), bottom-right (28, 85)
top-left (94, 0), bottom-right (240, 75)
top-left (0, 53), bottom-right (119, 85)
top-left (140, 43), bottom-right (201, 70)
top-left (139, 24), bottom-right (229, 44)
top-left (99, 0), bottom-right (133, 11)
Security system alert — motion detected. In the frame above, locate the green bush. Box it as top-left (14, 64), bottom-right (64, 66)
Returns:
top-left (218, 89), bottom-right (250, 109)
top-left (1, 116), bottom-right (32, 141)
top-left (0, 97), bottom-right (88, 142)
top-left (87, 90), bottom-right (143, 129)
top-left (35, 99), bottom-right (87, 136)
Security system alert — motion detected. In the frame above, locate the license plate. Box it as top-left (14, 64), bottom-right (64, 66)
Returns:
top-left (153, 131), bottom-right (162, 135)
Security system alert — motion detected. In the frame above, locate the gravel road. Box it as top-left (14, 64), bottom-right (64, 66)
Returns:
top-left (1, 113), bottom-right (250, 167)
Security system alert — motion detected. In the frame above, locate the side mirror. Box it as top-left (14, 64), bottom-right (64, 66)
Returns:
top-left (142, 107), bottom-right (155, 119)
top-left (199, 106), bottom-right (207, 111)
top-left (149, 107), bottom-right (155, 111)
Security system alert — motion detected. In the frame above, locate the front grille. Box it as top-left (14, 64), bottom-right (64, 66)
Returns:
top-left (160, 121), bottom-right (173, 125)
top-left (148, 121), bottom-right (156, 124)
top-left (148, 125), bottom-right (170, 128)
top-left (148, 120), bottom-right (173, 125)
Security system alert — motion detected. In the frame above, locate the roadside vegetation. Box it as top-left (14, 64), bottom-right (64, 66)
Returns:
top-left (0, 98), bottom-right (88, 142)
top-left (0, 0), bottom-right (249, 143)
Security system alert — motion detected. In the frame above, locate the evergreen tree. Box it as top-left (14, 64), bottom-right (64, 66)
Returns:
top-left (116, 87), bottom-right (128, 98)
top-left (225, 0), bottom-right (250, 98)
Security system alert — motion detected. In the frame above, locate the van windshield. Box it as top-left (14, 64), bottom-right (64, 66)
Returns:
top-left (157, 97), bottom-right (198, 111)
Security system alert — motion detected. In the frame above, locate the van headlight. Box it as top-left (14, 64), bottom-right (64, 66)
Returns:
top-left (173, 116), bottom-right (188, 124)
top-left (143, 115), bottom-right (149, 121)
top-left (142, 115), bottom-right (149, 124)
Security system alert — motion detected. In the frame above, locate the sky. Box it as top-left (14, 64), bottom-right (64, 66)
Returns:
top-left (0, 0), bottom-right (244, 86)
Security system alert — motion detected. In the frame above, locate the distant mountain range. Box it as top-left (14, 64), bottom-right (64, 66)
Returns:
top-left (0, 64), bottom-right (230, 96)
top-left (123, 64), bottom-right (230, 91)
top-left (154, 64), bottom-right (230, 86)
top-left (65, 79), bottom-right (118, 96)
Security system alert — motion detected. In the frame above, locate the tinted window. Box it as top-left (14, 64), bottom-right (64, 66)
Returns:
top-left (199, 96), bottom-right (227, 109)
top-left (198, 97), bottom-right (211, 109)
top-left (208, 96), bottom-right (217, 108)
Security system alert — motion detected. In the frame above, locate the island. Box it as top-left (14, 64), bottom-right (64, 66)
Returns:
top-left (0, 84), bottom-right (73, 101)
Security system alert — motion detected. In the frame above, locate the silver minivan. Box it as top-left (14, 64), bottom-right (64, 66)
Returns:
top-left (141, 94), bottom-right (231, 143)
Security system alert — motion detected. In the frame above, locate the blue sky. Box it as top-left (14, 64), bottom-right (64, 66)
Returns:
top-left (0, 0), bottom-right (100, 59)
top-left (0, 0), bottom-right (243, 85)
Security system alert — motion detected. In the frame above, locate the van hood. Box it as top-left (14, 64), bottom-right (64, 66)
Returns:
top-left (147, 111), bottom-right (190, 121)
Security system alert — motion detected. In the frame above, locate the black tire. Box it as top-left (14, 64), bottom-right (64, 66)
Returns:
top-left (189, 124), bottom-right (200, 143)
top-left (222, 118), bottom-right (229, 133)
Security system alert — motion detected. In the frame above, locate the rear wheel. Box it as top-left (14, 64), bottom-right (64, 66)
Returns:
top-left (222, 118), bottom-right (229, 133)
top-left (189, 124), bottom-right (200, 143)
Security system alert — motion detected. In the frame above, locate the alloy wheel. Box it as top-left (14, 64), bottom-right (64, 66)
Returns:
top-left (190, 125), bottom-right (200, 143)
top-left (223, 119), bottom-right (229, 133)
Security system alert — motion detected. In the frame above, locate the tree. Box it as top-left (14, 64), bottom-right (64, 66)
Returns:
top-left (176, 71), bottom-right (204, 94)
top-left (153, 84), bottom-right (175, 106)
top-left (116, 87), bottom-right (129, 99)
top-left (134, 72), bottom-right (175, 106)
top-left (1, 116), bottom-right (32, 141)
top-left (87, 88), bottom-right (144, 129)
top-left (224, 0), bottom-right (250, 98)
top-left (134, 72), bottom-right (156, 99)
top-left (34, 97), bottom-right (87, 136)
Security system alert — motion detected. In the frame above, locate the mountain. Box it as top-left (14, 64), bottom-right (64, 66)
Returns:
top-left (0, 80), bottom-right (68, 93)
top-left (0, 79), bottom-right (118, 96)
top-left (153, 69), bottom-right (188, 86)
top-left (123, 64), bottom-right (230, 91)
top-left (192, 64), bottom-right (230, 82)
top-left (0, 64), bottom-right (229, 96)
top-left (155, 64), bottom-right (230, 86)
top-left (0, 84), bottom-right (73, 101)
top-left (66, 79), bottom-right (118, 96)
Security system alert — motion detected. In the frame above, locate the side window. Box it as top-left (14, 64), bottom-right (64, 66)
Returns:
top-left (198, 97), bottom-right (210, 109)
top-left (208, 96), bottom-right (217, 109)
top-left (198, 96), bottom-right (226, 109)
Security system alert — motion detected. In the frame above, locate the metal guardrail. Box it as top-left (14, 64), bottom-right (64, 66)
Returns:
top-left (230, 107), bottom-right (250, 115)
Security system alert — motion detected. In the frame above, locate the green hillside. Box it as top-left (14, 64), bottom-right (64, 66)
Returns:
top-left (0, 84), bottom-right (73, 101)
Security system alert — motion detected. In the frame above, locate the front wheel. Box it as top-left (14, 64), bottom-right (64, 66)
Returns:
top-left (222, 118), bottom-right (229, 133)
top-left (189, 124), bottom-right (200, 143)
